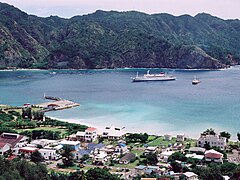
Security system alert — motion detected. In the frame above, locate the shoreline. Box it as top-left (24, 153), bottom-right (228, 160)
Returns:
top-left (49, 116), bottom-right (239, 142)
top-left (0, 65), bottom-right (236, 72)
top-left (48, 116), bottom-right (200, 140)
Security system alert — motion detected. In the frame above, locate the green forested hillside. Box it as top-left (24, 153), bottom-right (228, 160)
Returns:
top-left (0, 3), bottom-right (239, 69)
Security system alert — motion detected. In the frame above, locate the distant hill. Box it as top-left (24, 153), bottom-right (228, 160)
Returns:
top-left (0, 3), bottom-right (239, 69)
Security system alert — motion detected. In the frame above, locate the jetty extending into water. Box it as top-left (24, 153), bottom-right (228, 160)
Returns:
top-left (36, 95), bottom-right (79, 112)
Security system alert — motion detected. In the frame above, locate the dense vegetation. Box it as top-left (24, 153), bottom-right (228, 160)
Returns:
top-left (0, 3), bottom-right (240, 69)
top-left (0, 156), bottom-right (120, 180)
top-left (0, 157), bottom-right (49, 180)
top-left (0, 108), bottom-right (87, 139)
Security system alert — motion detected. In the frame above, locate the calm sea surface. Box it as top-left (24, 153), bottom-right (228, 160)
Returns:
top-left (0, 67), bottom-right (240, 139)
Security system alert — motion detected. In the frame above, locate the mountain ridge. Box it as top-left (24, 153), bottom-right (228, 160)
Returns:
top-left (0, 2), bottom-right (239, 69)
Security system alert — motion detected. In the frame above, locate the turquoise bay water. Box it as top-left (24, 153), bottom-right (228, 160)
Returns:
top-left (0, 67), bottom-right (240, 139)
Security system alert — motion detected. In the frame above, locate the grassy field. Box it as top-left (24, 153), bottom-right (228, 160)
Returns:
top-left (16, 126), bottom-right (68, 136)
top-left (147, 136), bottom-right (197, 147)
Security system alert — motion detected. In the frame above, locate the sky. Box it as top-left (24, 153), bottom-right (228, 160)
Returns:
top-left (1, 0), bottom-right (240, 20)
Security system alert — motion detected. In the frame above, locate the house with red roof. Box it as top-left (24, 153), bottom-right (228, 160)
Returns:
top-left (76, 127), bottom-right (98, 142)
top-left (85, 127), bottom-right (97, 142)
top-left (19, 147), bottom-right (39, 158)
top-left (0, 132), bottom-right (28, 155)
top-left (0, 142), bottom-right (11, 155)
top-left (205, 149), bottom-right (223, 163)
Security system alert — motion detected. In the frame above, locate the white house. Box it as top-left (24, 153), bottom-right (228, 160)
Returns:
top-left (115, 143), bottom-right (128, 155)
top-left (164, 134), bottom-right (172, 141)
top-left (183, 172), bottom-right (199, 180)
top-left (39, 148), bottom-right (61, 160)
top-left (176, 134), bottom-right (185, 142)
top-left (159, 150), bottom-right (174, 162)
top-left (60, 140), bottom-right (80, 151)
top-left (185, 154), bottom-right (204, 160)
top-left (0, 142), bottom-right (11, 155)
top-left (144, 146), bottom-right (158, 155)
top-left (93, 151), bottom-right (108, 165)
top-left (76, 131), bottom-right (85, 141)
top-left (85, 127), bottom-right (97, 142)
top-left (102, 126), bottom-right (125, 140)
top-left (76, 127), bottom-right (98, 142)
top-left (30, 139), bottom-right (59, 148)
top-left (197, 135), bottom-right (226, 150)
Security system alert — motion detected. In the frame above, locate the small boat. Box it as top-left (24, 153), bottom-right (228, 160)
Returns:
top-left (131, 70), bottom-right (176, 82)
top-left (192, 76), bottom-right (200, 85)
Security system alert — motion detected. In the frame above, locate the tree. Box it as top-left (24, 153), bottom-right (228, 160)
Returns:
top-left (220, 131), bottom-right (231, 142)
top-left (22, 107), bottom-right (32, 119)
top-left (237, 133), bottom-right (240, 141)
top-left (202, 128), bottom-right (216, 135)
top-left (30, 150), bottom-right (44, 163)
top-left (62, 146), bottom-right (74, 166)
top-left (168, 152), bottom-right (187, 162)
top-left (170, 161), bottom-right (182, 173)
top-left (139, 153), bottom-right (158, 165)
top-left (85, 168), bottom-right (120, 180)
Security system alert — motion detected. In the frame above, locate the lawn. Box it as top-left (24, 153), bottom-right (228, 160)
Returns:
top-left (16, 126), bottom-right (68, 136)
top-left (147, 136), bottom-right (197, 147)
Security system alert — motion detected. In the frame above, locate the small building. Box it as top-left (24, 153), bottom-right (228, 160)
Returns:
top-left (19, 147), bottom-right (39, 157)
top-left (185, 153), bottom-right (204, 160)
top-left (75, 127), bottom-right (98, 142)
top-left (30, 139), bottom-right (59, 148)
top-left (119, 153), bottom-right (136, 164)
top-left (93, 151), bottom-right (108, 165)
top-left (197, 135), bottom-right (226, 150)
top-left (76, 131), bottom-right (85, 141)
top-left (176, 134), bottom-right (185, 142)
top-left (85, 127), bottom-right (97, 142)
top-left (39, 148), bottom-right (61, 160)
top-left (144, 146), bottom-right (158, 155)
top-left (135, 165), bottom-right (147, 174)
top-left (0, 142), bottom-right (11, 155)
top-left (74, 149), bottom-right (91, 160)
top-left (159, 150), bottom-right (174, 162)
top-left (102, 126), bottom-right (125, 140)
top-left (164, 134), bottom-right (172, 141)
top-left (205, 149), bottom-right (223, 163)
top-left (188, 147), bottom-right (206, 154)
top-left (183, 172), bottom-right (199, 180)
top-left (60, 140), bottom-right (80, 151)
top-left (115, 143), bottom-right (128, 155)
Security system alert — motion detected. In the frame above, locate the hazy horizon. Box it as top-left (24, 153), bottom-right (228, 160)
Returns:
top-left (1, 0), bottom-right (240, 20)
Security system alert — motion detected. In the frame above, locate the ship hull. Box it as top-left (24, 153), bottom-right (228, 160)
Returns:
top-left (132, 77), bottom-right (176, 82)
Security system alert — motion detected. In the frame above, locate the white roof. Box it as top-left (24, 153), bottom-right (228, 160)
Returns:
top-left (161, 151), bottom-right (174, 156)
top-left (20, 146), bottom-right (38, 151)
top-left (185, 153), bottom-right (204, 160)
top-left (76, 131), bottom-right (85, 136)
top-left (103, 126), bottom-right (125, 137)
top-left (39, 148), bottom-right (57, 153)
top-left (146, 146), bottom-right (157, 151)
top-left (205, 149), bottom-right (223, 155)
top-left (61, 140), bottom-right (80, 146)
top-left (184, 172), bottom-right (198, 178)
top-left (222, 176), bottom-right (230, 180)
top-left (95, 151), bottom-right (107, 158)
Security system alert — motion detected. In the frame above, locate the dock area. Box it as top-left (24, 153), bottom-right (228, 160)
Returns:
top-left (36, 96), bottom-right (79, 112)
